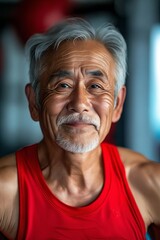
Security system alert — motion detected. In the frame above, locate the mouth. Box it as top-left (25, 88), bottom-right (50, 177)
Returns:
top-left (57, 114), bottom-right (100, 131)
top-left (63, 121), bottom-right (95, 129)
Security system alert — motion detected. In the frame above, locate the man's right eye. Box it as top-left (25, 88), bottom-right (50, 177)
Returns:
top-left (54, 82), bottom-right (73, 93)
top-left (58, 83), bottom-right (71, 88)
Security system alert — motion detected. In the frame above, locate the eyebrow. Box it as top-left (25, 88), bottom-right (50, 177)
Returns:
top-left (48, 69), bottom-right (107, 83)
top-left (85, 70), bottom-right (104, 77)
top-left (50, 70), bottom-right (73, 80)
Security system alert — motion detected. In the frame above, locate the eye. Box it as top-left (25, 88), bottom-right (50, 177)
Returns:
top-left (89, 83), bottom-right (103, 91)
top-left (87, 82), bottom-right (105, 95)
top-left (58, 83), bottom-right (71, 88)
top-left (90, 84), bottom-right (101, 89)
top-left (54, 81), bottom-right (73, 93)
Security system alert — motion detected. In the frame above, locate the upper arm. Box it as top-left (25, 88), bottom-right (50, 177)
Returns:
top-left (144, 162), bottom-right (160, 225)
top-left (129, 160), bottom-right (160, 226)
top-left (0, 155), bottom-right (18, 238)
top-left (118, 147), bottom-right (160, 226)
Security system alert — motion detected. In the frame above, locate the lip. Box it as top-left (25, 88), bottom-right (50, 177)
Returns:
top-left (64, 122), bottom-right (93, 128)
top-left (61, 122), bottom-right (98, 133)
top-left (57, 114), bottom-right (100, 131)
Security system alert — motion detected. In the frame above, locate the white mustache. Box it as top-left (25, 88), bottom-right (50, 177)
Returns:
top-left (57, 114), bottom-right (100, 131)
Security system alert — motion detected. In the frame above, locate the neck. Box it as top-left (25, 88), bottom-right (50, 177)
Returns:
top-left (37, 140), bottom-right (104, 206)
top-left (38, 140), bottom-right (102, 177)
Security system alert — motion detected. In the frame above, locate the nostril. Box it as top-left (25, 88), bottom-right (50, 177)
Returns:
top-left (67, 104), bottom-right (89, 113)
top-left (67, 98), bottom-right (90, 113)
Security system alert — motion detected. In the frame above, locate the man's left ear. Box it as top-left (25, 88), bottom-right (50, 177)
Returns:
top-left (112, 86), bottom-right (126, 123)
top-left (25, 83), bottom-right (39, 121)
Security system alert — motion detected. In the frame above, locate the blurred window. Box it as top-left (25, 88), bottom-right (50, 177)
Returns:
top-left (150, 25), bottom-right (160, 141)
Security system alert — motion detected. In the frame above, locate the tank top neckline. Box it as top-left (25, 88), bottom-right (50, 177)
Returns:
top-left (30, 143), bottom-right (112, 216)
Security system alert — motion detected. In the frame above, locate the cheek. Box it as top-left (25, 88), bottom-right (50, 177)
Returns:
top-left (99, 103), bottom-right (114, 125)
top-left (41, 92), bottom-right (67, 115)
top-left (93, 96), bottom-right (114, 135)
top-left (93, 93), bottom-right (114, 115)
top-left (39, 96), bottom-right (67, 130)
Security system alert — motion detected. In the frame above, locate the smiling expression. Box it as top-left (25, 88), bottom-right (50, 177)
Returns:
top-left (32, 40), bottom-right (120, 153)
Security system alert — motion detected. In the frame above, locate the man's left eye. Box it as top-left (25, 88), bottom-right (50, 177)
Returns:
top-left (90, 84), bottom-right (101, 89)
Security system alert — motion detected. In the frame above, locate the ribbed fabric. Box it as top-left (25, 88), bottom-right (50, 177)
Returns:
top-left (16, 143), bottom-right (146, 240)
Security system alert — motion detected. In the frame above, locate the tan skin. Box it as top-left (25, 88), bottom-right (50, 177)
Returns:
top-left (0, 40), bottom-right (160, 239)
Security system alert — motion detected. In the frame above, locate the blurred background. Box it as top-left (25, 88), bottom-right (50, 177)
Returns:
top-left (0, 0), bottom-right (160, 163)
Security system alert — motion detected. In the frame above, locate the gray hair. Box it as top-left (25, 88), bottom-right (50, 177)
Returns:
top-left (25, 17), bottom-right (127, 105)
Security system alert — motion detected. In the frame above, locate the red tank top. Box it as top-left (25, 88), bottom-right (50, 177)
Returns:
top-left (16, 143), bottom-right (146, 239)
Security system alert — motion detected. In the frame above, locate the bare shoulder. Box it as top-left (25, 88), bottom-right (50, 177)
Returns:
top-left (0, 152), bottom-right (17, 166)
top-left (0, 153), bottom-right (17, 197)
top-left (0, 153), bottom-right (19, 239)
top-left (117, 146), bottom-right (160, 181)
top-left (118, 146), bottom-right (160, 227)
top-left (117, 146), bottom-right (148, 167)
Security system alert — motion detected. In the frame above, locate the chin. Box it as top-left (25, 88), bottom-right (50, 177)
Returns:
top-left (56, 136), bottom-right (99, 154)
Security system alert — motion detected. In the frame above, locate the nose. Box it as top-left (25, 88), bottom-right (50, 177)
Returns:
top-left (67, 84), bottom-right (91, 113)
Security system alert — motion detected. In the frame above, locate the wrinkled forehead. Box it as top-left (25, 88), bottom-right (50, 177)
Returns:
top-left (41, 40), bottom-right (116, 75)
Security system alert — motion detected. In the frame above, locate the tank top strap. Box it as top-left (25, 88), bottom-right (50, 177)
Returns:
top-left (16, 144), bottom-right (38, 239)
top-left (101, 142), bottom-right (146, 237)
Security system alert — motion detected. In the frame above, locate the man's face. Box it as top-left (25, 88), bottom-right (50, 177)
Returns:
top-left (37, 40), bottom-right (118, 153)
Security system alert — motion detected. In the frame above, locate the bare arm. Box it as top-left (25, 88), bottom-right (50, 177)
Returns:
top-left (118, 147), bottom-right (160, 228)
top-left (0, 154), bottom-right (19, 239)
top-left (141, 162), bottom-right (160, 225)
top-left (129, 161), bottom-right (160, 227)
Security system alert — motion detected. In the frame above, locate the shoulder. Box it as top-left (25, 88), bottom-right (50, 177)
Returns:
top-left (117, 146), bottom-right (147, 167)
top-left (0, 153), bottom-right (19, 238)
top-left (118, 146), bottom-right (160, 227)
top-left (0, 153), bottom-right (17, 188)
top-left (0, 154), bottom-right (18, 211)
top-left (0, 154), bottom-right (17, 190)
top-left (0, 152), bottom-right (16, 167)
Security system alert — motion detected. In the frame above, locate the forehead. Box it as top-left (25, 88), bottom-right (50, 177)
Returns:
top-left (43, 40), bottom-right (115, 73)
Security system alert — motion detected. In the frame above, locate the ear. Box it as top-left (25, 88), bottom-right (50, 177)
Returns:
top-left (25, 83), bottom-right (39, 121)
top-left (112, 86), bottom-right (126, 123)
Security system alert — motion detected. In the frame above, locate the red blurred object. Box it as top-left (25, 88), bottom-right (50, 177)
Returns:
top-left (104, 123), bottom-right (117, 144)
top-left (12, 0), bottom-right (73, 44)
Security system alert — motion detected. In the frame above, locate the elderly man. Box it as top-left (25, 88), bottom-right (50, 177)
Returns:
top-left (0, 18), bottom-right (159, 240)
